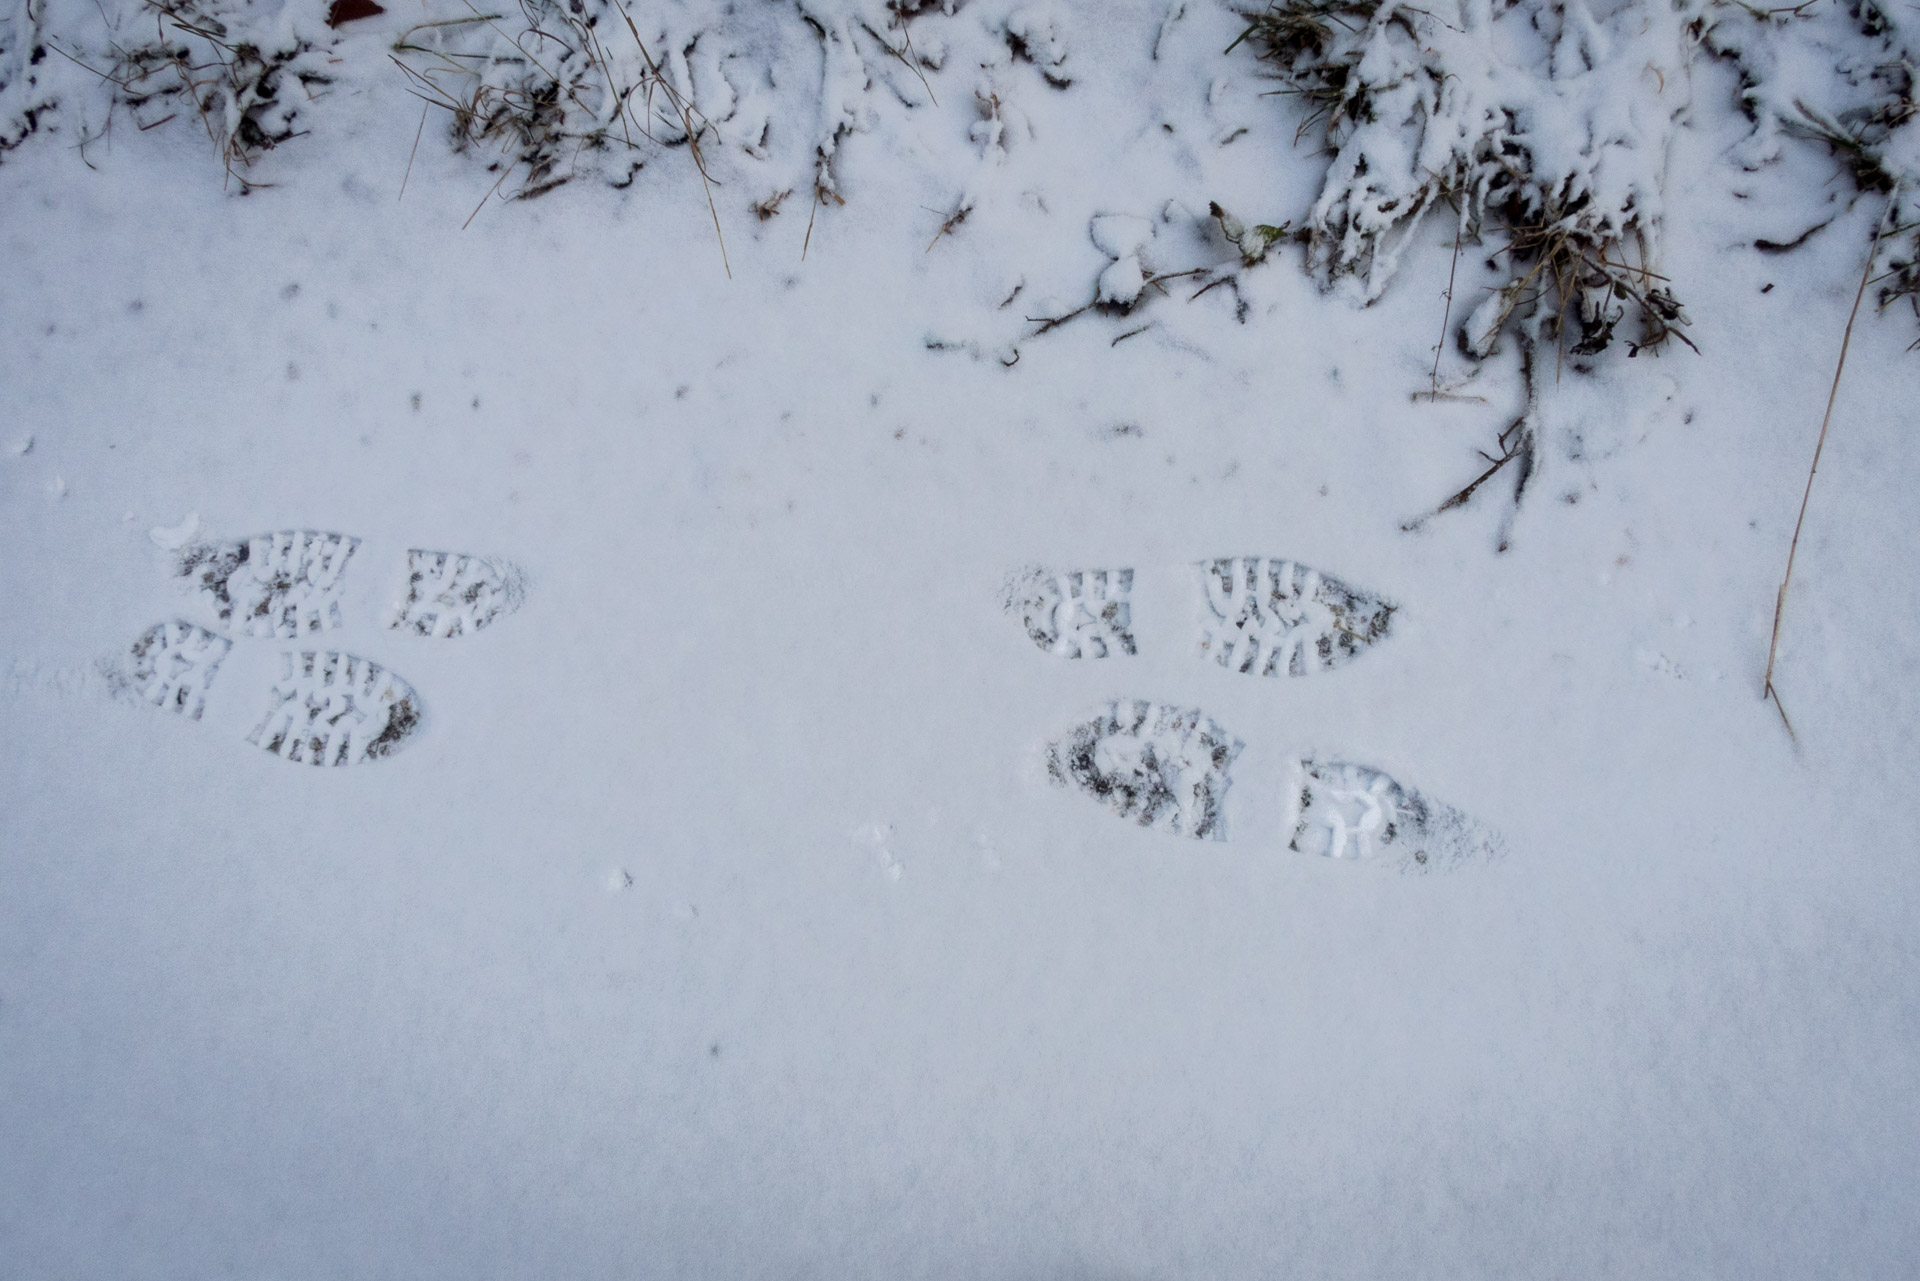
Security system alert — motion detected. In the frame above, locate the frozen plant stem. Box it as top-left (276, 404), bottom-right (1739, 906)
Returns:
top-left (1763, 185), bottom-right (1901, 734)
top-left (463, 163), bottom-right (516, 229)
top-left (1428, 214), bottom-right (1463, 398)
top-left (399, 104), bottom-right (427, 202)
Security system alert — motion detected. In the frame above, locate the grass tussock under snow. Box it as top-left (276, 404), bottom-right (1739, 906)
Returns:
top-left (3, 0), bottom-right (1917, 527)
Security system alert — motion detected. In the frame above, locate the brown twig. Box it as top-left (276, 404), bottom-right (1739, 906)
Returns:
top-left (1403, 418), bottom-right (1527, 528)
top-left (1189, 272), bottom-right (1236, 301)
top-left (1028, 268), bottom-right (1209, 336)
top-left (925, 201), bottom-right (969, 253)
top-left (1403, 334), bottom-right (1540, 539)
top-left (1025, 302), bottom-right (1092, 334)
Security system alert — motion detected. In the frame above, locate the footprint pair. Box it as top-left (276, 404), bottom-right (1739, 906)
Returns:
top-left (1013, 556), bottom-right (1497, 871)
top-left (123, 530), bottom-right (525, 765)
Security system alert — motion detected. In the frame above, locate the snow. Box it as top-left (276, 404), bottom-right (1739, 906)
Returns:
top-left (4, 2), bottom-right (1920, 1277)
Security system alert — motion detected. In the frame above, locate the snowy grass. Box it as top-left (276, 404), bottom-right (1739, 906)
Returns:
top-left (1223, 0), bottom-right (1699, 523)
top-left (1704, 0), bottom-right (1920, 322)
top-left (8, 0), bottom-right (1915, 330)
top-left (1, 0), bottom-right (1915, 528)
top-left (5, 0), bottom-right (336, 189)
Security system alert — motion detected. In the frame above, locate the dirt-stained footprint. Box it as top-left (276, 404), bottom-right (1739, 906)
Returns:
top-left (1007, 566), bottom-right (1135, 658)
top-left (120, 524), bottom-right (526, 764)
top-left (1048, 700), bottom-right (1242, 840)
top-left (1197, 556), bottom-right (1394, 677)
top-left (1014, 557), bottom-right (1499, 866)
top-left (1286, 759), bottom-right (1502, 872)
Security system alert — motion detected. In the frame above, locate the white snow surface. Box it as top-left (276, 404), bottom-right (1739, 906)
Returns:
top-left (4, 2), bottom-right (1920, 1277)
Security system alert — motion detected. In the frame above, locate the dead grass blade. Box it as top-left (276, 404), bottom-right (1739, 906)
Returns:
top-left (612, 0), bottom-right (730, 278)
top-left (398, 102), bottom-right (428, 201)
top-left (1763, 184), bottom-right (1901, 734)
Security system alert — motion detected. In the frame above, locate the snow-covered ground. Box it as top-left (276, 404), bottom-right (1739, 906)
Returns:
top-left (4, 2), bottom-right (1920, 1276)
